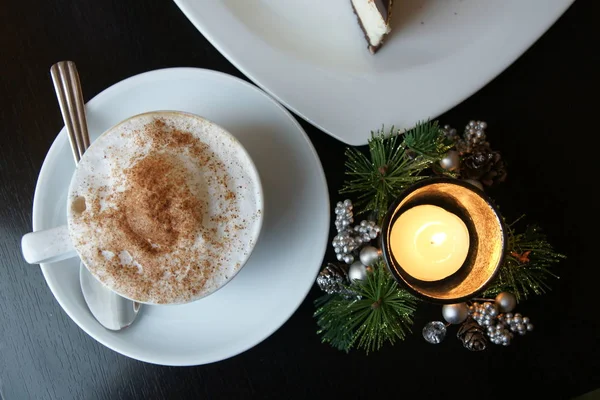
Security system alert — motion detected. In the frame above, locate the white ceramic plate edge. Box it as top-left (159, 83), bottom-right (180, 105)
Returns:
top-left (173, 0), bottom-right (574, 146)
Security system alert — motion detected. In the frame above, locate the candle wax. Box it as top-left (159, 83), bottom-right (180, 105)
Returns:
top-left (390, 205), bottom-right (469, 281)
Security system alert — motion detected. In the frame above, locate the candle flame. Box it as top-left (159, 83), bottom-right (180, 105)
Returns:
top-left (430, 232), bottom-right (447, 246)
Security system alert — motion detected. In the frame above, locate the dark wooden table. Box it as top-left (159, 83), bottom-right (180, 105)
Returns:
top-left (1, 1), bottom-right (598, 399)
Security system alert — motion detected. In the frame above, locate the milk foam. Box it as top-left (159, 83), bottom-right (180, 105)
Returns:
top-left (67, 112), bottom-right (263, 304)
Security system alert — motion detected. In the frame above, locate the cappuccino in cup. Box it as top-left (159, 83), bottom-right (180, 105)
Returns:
top-left (24, 111), bottom-right (263, 304)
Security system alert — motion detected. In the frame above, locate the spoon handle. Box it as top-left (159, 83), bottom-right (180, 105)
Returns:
top-left (49, 61), bottom-right (142, 329)
top-left (50, 61), bottom-right (91, 162)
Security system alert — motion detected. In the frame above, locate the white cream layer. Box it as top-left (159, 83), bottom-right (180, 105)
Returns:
top-left (352, 0), bottom-right (391, 48)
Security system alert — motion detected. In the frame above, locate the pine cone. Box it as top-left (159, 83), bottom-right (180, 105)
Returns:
top-left (460, 145), bottom-right (507, 187)
top-left (316, 263), bottom-right (351, 295)
top-left (457, 317), bottom-right (487, 351)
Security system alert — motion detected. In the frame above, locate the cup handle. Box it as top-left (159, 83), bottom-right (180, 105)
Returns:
top-left (21, 225), bottom-right (78, 264)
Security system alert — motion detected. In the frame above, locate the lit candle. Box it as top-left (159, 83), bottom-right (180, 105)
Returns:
top-left (389, 205), bottom-right (470, 281)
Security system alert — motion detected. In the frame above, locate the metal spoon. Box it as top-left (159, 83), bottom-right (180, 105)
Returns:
top-left (79, 262), bottom-right (141, 330)
top-left (50, 60), bottom-right (141, 330)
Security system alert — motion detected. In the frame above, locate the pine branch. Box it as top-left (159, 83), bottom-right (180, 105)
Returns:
top-left (314, 263), bottom-right (419, 353)
top-left (340, 126), bottom-right (438, 220)
top-left (483, 219), bottom-right (566, 302)
top-left (402, 120), bottom-right (453, 160)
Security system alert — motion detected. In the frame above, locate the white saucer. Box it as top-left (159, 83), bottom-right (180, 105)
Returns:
top-left (32, 68), bottom-right (330, 366)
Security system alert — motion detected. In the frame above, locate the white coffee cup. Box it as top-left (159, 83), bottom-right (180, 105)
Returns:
top-left (22, 111), bottom-right (264, 304)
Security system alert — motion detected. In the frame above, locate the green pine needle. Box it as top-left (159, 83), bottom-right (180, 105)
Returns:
top-left (483, 218), bottom-right (566, 302)
top-left (340, 122), bottom-right (453, 220)
top-left (403, 120), bottom-right (454, 159)
top-left (314, 263), bottom-right (419, 354)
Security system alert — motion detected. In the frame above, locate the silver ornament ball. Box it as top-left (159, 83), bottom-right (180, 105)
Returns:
top-left (513, 314), bottom-right (523, 324)
top-left (495, 292), bottom-right (517, 313)
top-left (442, 303), bottom-right (469, 324)
top-left (440, 150), bottom-right (460, 171)
top-left (348, 261), bottom-right (369, 282)
top-left (359, 246), bottom-right (381, 266)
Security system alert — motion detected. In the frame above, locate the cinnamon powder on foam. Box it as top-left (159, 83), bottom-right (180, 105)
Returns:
top-left (76, 118), bottom-right (243, 304)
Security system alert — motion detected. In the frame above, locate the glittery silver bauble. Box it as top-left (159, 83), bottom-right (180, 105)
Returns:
top-left (495, 292), bottom-right (517, 313)
top-left (422, 321), bottom-right (447, 344)
top-left (348, 261), bottom-right (369, 282)
top-left (462, 178), bottom-right (483, 191)
top-left (359, 246), bottom-right (381, 266)
top-left (442, 303), bottom-right (469, 324)
top-left (439, 150), bottom-right (460, 171)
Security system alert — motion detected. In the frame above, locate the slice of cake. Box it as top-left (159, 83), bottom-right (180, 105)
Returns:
top-left (351, 0), bottom-right (393, 54)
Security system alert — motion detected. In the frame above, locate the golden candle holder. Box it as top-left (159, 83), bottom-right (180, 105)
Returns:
top-left (380, 177), bottom-right (507, 304)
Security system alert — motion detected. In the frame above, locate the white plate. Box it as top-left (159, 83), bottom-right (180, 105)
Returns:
top-left (33, 68), bottom-right (330, 366)
top-left (174, 0), bottom-right (573, 146)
